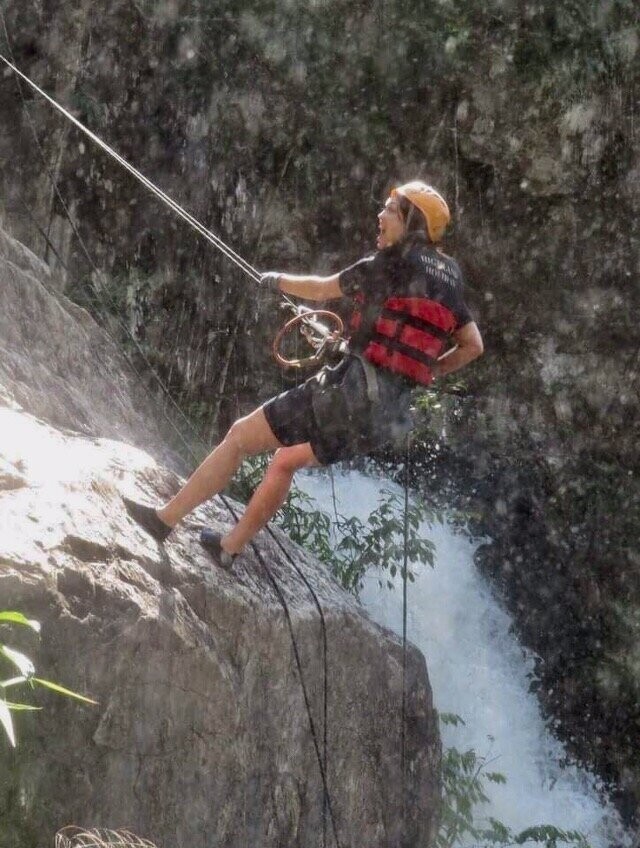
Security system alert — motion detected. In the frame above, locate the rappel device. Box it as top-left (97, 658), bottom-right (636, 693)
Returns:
top-left (0, 52), bottom-right (345, 373)
top-left (273, 303), bottom-right (347, 369)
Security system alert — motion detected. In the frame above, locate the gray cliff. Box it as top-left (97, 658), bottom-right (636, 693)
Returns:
top-left (0, 229), bottom-right (441, 846)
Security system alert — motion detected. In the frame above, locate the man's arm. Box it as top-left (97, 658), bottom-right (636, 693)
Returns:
top-left (432, 322), bottom-right (484, 378)
top-left (276, 273), bottom-right (343, 301)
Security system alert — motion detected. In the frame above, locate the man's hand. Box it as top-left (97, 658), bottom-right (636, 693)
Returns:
top-left (260, 271), bottom-right (282, 288)
top-left (434, 321), bottom-right (484, 378)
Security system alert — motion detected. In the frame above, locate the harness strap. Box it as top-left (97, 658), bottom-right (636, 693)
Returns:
top-left (352, 352), bottom-right (380, 404)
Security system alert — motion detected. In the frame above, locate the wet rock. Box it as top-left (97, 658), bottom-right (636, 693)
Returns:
top-left (0, 227), bottom-right (184, 473)
top-left (0, 401), bottom-right (440, 848)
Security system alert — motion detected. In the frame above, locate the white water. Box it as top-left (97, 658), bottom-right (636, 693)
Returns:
top-left (296, 468), bottom-right (629, 848)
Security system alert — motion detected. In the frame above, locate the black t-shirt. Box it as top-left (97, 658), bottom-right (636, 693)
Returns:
top-left (301, 236), bottom-right (474, 456)
top-left (338, 235), bottom-right (473, 339)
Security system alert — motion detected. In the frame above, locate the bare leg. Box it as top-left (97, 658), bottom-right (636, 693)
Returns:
top-left (223, 443), bottom-right (320, 554)
top-left (158, 407), bottom-right (282, 527)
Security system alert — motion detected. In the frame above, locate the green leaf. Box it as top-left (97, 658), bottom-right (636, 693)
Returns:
top-left (0, 676), bottom-right (28, 689)
top-left (0, 698), bottom-right (15, 746)
top-left (0, 612), bottom-right (40, 633)
top-left (6, 702), bottom-right (42, 711)
top-left (32, 678), bottom-right (98, 705)
top-left (0, 646), bottom-right (35, 678)
top-left (515, 824), bottom-right (587, 845)
top-left (440, 712), bottom-right (466, 727)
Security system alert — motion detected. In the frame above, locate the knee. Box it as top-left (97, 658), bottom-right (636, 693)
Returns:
top-left (224, 417), bottom-right (252, 456)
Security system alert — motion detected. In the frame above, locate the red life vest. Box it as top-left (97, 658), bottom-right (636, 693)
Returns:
top-left (349, 293), bottom-right (457, 386)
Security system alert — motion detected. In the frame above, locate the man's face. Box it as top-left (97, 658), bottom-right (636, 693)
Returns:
top-left (376, 197), bottom-right (405, 249)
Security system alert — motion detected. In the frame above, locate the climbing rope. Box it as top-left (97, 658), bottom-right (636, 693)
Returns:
top-left (401, 435), bottom-right (411, 846)
top-left (0, 51), bottom-right (261, 284)
top-left (218, 494), bottom-right (337, 845)
top-left (0, 47), bottom-right (339, 372)
top-left (0, 33), bottom-right (337, 847)
top-left (0, 19), bottom-right (215, 464)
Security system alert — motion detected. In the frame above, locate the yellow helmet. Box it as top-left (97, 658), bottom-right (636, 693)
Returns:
top-left (390, 181), bottom-right (450, 243)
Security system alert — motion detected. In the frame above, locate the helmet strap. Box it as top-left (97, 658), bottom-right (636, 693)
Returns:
top-left (402, 201), bottom-right (431, 241)
top-left (403, 202), bottom-right (415, 234)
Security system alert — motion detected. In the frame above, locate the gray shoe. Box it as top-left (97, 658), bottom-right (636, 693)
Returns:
top-left (122, 497), bottom-right (172, 543)
top-left (200, 528), bottom-right (236, 570)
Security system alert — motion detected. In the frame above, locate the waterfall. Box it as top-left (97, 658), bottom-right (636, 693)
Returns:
top-left (296, 468), bottom-right (629, 848)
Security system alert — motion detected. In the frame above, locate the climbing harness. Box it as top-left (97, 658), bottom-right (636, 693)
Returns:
top-left (351, 353), bottom-right (381, 403)
top-left (0, 41), bottom-right (340, 848)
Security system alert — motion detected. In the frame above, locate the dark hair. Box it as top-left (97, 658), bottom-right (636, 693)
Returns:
top-left (397, 195), bottom-right (431, 241)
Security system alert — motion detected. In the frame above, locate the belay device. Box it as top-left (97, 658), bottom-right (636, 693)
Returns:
top-left (272, 302), bottom-right (347, 370)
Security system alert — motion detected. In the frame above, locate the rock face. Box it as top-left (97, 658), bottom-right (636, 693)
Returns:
top-left (0, 232), bottom-right (441, 846)
top-left (0, 226), bottom-right (185, 472)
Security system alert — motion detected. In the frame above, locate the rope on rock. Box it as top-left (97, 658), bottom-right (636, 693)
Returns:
top-left (217, 493), bottom-right (338, 847)
top-left (401, 435), bottom-right (411, 846)
top-left (0, 28), bottom-right (337, 847)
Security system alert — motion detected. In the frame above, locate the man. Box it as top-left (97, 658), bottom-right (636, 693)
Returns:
top-left (124, 181), bottom-right (483, 567)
